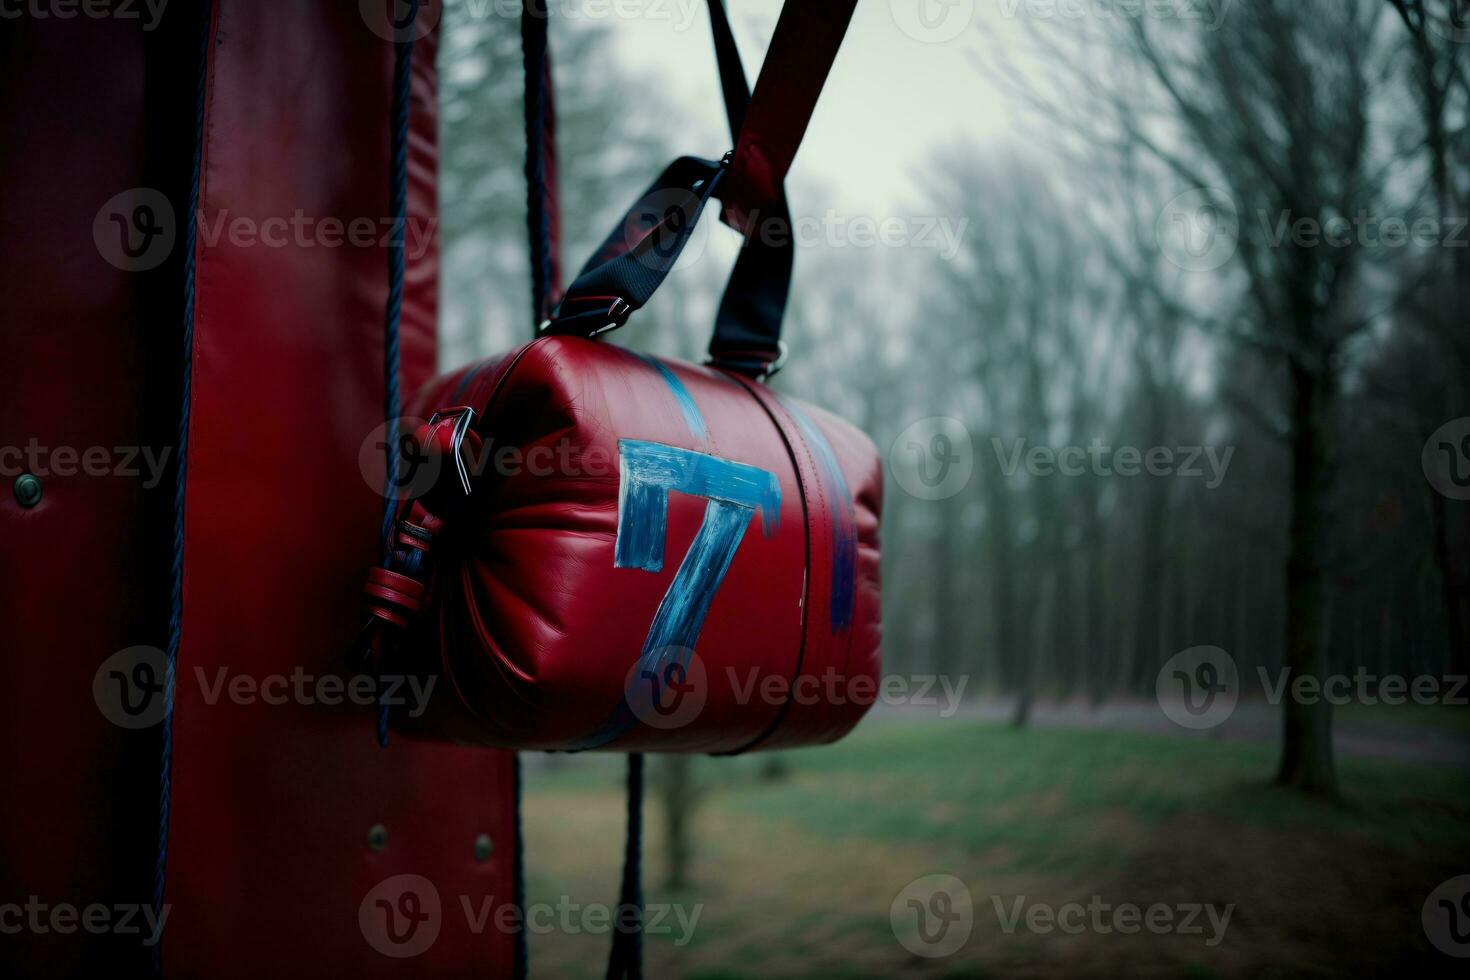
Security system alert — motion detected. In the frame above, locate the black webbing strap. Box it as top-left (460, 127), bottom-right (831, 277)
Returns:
top-left (531, 0), bottom-right (856, 377)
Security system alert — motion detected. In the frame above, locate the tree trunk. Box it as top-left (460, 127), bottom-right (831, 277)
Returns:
top-left (1428, 488), bottom-right (1470, 679)
top-left (1275, 362), bottom-right (1338, 796)
top-left (660, 755), bottom-right (696, 889)
top-left (987, 472), bottom-right (1023, 725)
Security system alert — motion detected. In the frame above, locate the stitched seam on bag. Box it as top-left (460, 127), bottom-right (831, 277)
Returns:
top-left (719, 374), bottom-right (821, 755)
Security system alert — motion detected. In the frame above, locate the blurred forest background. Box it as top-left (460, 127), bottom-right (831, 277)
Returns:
top-left (436, 1), bottom-right (1469, 975)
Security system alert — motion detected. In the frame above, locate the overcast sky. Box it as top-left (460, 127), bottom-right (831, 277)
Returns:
top-left (588, 0), bottom-right (1024, 214)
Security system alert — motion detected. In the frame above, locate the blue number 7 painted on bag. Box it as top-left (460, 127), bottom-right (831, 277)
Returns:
top-left (573, 439), bottom-right (780, 749)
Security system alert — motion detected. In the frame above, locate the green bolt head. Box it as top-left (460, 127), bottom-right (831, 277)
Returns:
top-left (367, 823), bottom-right (388, 853)
top-left (474, 833), bottom-right (493, 862)
top-left (14, 474), bottom-right (42, 508)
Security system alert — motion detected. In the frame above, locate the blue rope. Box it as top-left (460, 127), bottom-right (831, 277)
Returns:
top-left (377, 0), bottom-right (420, 748)
top-left (522, 1), bottom-right (555, 328)
top-left (154, 2), bottom-right (212, 974)
top-left (607, 753), bottom-right (645, 980)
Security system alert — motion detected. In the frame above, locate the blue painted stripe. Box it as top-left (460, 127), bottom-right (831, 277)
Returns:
top-left (633, 352), bottom-right (708, 445)
top-left (782, 400), bottom-right (857, 631)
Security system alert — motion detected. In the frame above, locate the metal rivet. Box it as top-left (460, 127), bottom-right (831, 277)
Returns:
top-left (474, 833), bottom-right (493, 862)
top-left (368, 823), bottom-right (388, 852)
top-left (14, 474), bottom-right (42, 508)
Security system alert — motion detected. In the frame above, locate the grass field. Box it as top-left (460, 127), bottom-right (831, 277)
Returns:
top-left (521, 717), bottom-right (1470, 978)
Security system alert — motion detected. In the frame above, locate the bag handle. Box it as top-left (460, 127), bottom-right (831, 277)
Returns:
top-left (527, 0), bottom-right (859, 377)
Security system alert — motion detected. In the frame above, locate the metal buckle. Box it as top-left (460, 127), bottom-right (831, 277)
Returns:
top-left (761, 340), bottom-right (789, 381)
top-left (426, 407), bottom-right (478, 496)
top-left (705, 340), bottom-right (788, 382)
top-left (538, 297), bottom-right (633, 337)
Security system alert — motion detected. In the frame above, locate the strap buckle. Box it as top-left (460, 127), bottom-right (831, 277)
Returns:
top-left (426, 406), bottom-right (479, 496)
top-left (539, 296), bottom-right (634, 338)
top-left (706, 340), bottom-right (788, 382)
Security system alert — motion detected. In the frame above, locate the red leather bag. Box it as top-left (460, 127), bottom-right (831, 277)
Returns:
top-left (376, 336), bottom-right (881, 752)
top-left (362, 0), bottom-right (878, 754)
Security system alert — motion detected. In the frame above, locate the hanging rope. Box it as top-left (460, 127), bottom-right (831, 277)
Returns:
top-left (606, 753), bottom-right (645, 980)
top-left (522, 0), bottom-right (560, 328)
top-left (154, 2), bottom-right (213, 975)
top-left (376, 0), bottom-right (421, 748)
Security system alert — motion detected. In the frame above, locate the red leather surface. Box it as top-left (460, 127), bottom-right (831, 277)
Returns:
top-left (0, 16), bottom-right (163, 977)
top-left (395, 337), bottom-right (883, 753)
top-left (159, 3), bottom-right (518, 977)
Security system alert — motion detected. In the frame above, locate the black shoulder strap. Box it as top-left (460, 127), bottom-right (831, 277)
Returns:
top-left (526, 0), bottom-right (858, 377)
